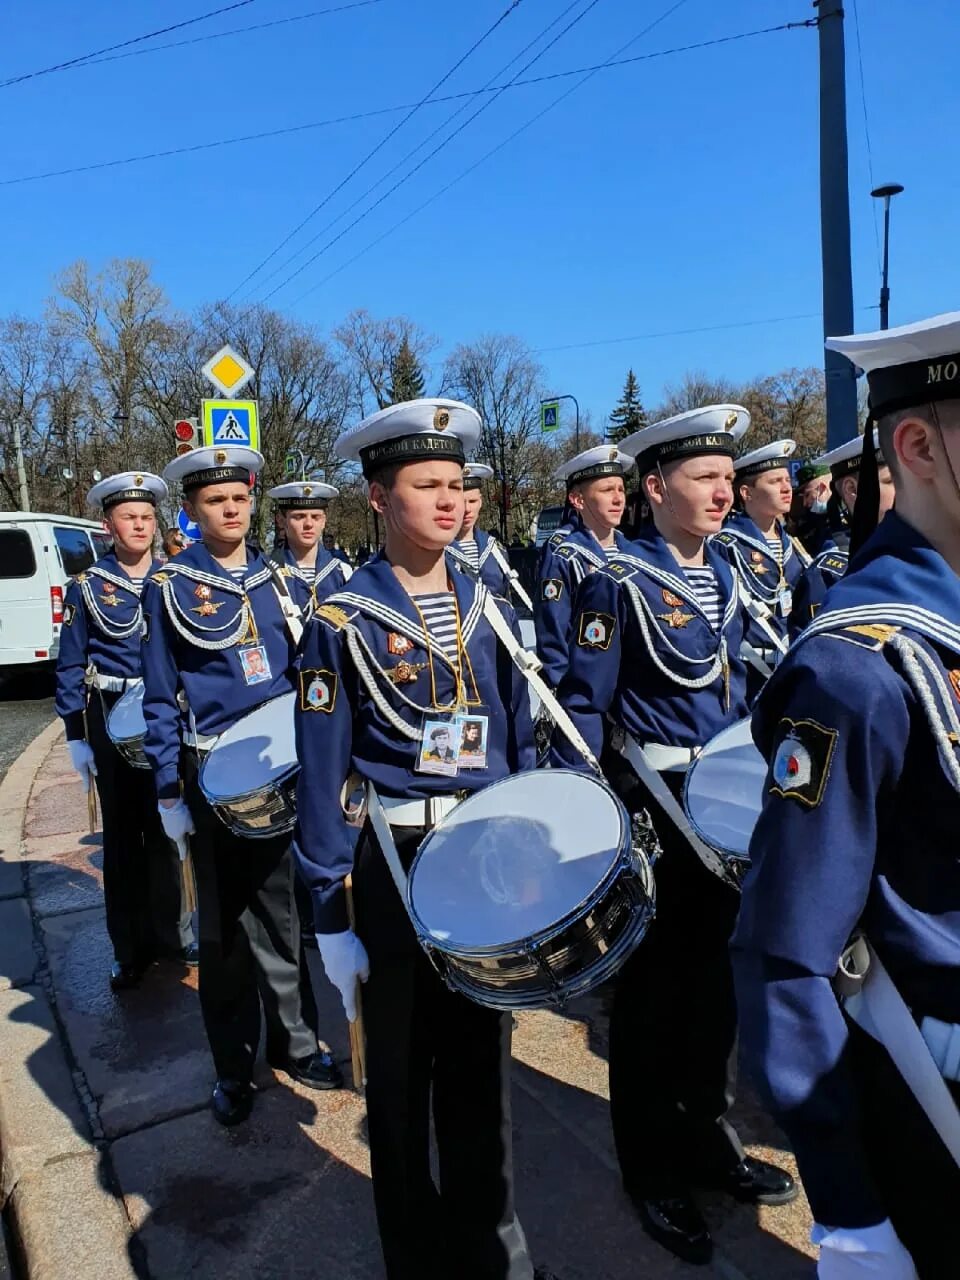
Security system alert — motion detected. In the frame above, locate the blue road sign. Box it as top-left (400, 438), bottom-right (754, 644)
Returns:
top-left (177, 507), bottom-right (201, 542)
top-left (201, 399), bottom-right (260, 450)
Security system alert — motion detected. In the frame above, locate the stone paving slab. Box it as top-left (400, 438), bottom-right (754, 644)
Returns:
top-left (23, 761), bottom-right (91, 840)
top-left (8, 1152), bottom-right (136, 1280)
top-left (28, 843), bottom-right (104, 917)
top-left (0, 897), bottom-right (36, 989)
top-left (0, 984), bottom-right (92, 1200)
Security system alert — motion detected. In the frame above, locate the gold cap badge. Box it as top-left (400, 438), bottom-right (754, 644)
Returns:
top-left (304, 485), bottom-right (313, 496)
top-left (433, 407), bottom-right (450, 431)
top-left (725, 412), bottom-right (739, 429)
top-left (215, 449), bottom-right (227, 464)
top-left (608, 447), bottom-right (618, 461)
top-left (134, 473), bottom-right (144, 486)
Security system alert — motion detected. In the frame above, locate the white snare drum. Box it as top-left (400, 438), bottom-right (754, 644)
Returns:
top-left (407, 769), bottom-right (658, 1011)
top-left (106, 682), bottom-right (149, 769)
top-left (683, 718), bottom-right (766, 865)
top-left (199, 692), bottom-right (298, 839)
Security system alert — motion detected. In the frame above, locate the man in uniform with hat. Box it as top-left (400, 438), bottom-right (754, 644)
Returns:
top-left (713, 440), bottom-right (810, 680)
top-left (552, 407), bottom-right (796, 1265)
top-left (733, 312), bottom-right (960, 1278)
top-left (293, 398), bottom-right (537, 1279)
top-left (141, 445), bottom-right (342, 1126)
top-left (534, 445), bottom-right (634, 688)
top-left (788, 431), bottom-right (896, 640)
top-left (794, 460), bottom-right (837, 554)
top-left (447, 462), bottom-right (529, 606)
top-left (267, 479), bottom-right (352, 619)
top-left (56, 471), bottom-right (194, 990)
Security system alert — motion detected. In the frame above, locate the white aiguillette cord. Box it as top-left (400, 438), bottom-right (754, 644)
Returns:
top-left (480, 592), bottom-right (600, 774)
top-left (266, 561), bottom-right (305, 646)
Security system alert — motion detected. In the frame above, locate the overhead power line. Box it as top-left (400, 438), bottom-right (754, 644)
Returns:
top-left (0, 0), bottom-right (257, 89)
top-left (1, 21), bottom-right (813, 190)
top-left (849, 0), bottom-right (882, 274)
top-left (292, 0), bottom-right (807, 305)
top-left (261, 0), bottom-right (612, 302)
top-left (226, 0), bottom-right (527, 301)
top-left (245, 0), bottom-right (596, 301)
top-left (53, 2), bottom-right (387, 73)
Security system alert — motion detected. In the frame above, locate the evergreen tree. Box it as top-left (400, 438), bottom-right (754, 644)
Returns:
top-left (389, 336), bottom-right (426, 403)
top-left (608, 369), bottom-right (647, 441)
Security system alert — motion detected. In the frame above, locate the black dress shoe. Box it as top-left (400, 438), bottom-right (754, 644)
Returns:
top-left (706, 1155), bottom-right (799, 1206)
top-left (272, 1050), bottom-right (344, 1091)
top-left (631, 1193), bottom-right (712, 1266)
top-left (183, 942), bottom-right (200, 966)
top-left (211, 1079), bottom-right (254, 1127)
top-left (109, 961), bottom-right (143, 991)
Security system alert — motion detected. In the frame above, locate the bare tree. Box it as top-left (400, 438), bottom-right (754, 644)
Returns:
top-left (333, 309), bottom-right (437, 416)
top-left (737, 367), bottom-right (827, 458)
top-left (654, 371), bottom-right (739, 420)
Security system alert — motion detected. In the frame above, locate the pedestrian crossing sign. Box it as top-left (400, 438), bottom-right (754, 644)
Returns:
top-left (201, 399), bottom-right (260, 451)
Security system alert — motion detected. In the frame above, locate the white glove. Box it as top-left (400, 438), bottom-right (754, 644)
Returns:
top-left (815, 1220), bottom-right (919, 1279)
top-left (316, 929), bottom-right (370, 1022)
top-left (158, 798), bottom-right (195, 844)
top-left (67, 740), bottom-right (97, 792)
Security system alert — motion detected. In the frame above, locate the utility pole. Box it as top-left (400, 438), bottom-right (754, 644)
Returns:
top-left (13, 417), bottom-right (30, 511)
top-left (816, 0), bottom-right (858, 448)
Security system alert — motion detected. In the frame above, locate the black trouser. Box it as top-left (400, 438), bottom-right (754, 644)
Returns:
top-left (846, 1019), bottom-right (960, 1280)
top-left (182, 752), bottom-right (318, 1083)
top-left (353, 822), bottom-right (533, 1280)
top-left (603, 746), bottom-right (745, 1197)
top-left (86, 691), bottom-right (191, 967)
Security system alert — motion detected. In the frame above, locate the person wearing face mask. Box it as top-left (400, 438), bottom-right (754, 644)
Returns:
top-left (714, 440), bottom-right (811, 682)
top-left (733, 313), bottom-right (960, 1279)
top-left (788, 431), bottom-right (897, 640)
top-left (795, 462), bottom-right (848, 555)
top-left (293, 399), bottom-right (537, 1280)
top-left (534, 446), bottom-right (634, 688)
top-left (56, 472), bottom-right (195, 990)
top-left (552, 407), bottom-right (797, 1266)
top-left (446, 463), bottom-right (531, 608)
top-left (267, 481), bottom-right (352, 621)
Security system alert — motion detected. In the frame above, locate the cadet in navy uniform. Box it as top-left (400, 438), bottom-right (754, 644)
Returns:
top-left (534, 445), bottom-right (634, 688)
top-left (788, 431), bottom-right (896, 640)
top-left (56, 471), bottom-right (192, 990)
top-left (552, 407), bottom-right (796, 1265)
top-left (713, 440), bottom-right (809, 670)
top-left (267, 480), bottom-right (352, 618)
top-left (446, 463), bottom-right (518, 600)
top-left (733, 313), bottom-right (960, 1280)
top-left (294, 399), bottom-right (536, 1280)
top-left (141, 445), bottom-right (342, 1126)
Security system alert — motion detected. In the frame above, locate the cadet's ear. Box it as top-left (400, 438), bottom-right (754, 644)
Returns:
top-left (182, 497), bottom-right (198, 523)
top-left (643, 469), bottom-right (664, 508)
top-left (839, 474), bottom-right (858, 510)
top-left (895, 415), bottom-right (939, 482)
top-left (368, 480), bottom-right (389, 516)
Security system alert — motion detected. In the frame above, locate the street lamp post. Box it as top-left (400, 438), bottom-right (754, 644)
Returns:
top-left (871, 182), bottom-right (904, 331)
top-left (540, 394), bottom-right (581, 450)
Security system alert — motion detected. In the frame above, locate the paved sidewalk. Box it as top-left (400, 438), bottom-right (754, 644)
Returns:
top-left (0, 726), bottom-right (817, 1279)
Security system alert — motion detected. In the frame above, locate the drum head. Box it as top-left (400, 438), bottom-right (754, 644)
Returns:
top-left (683, 718), bottom-right (766, 859)
top-left (409, 770), bottom-right (626, 951)
top-left (200, 691), bottom-right (297, 802)
top-left (107, 682), bottom-right (145, 743)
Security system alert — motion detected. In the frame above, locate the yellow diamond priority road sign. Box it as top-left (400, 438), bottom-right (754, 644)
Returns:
top-left (201, 344), bottom-right (255, 397)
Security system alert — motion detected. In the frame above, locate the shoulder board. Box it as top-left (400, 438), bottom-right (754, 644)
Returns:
top-left (150, 571), bottom-right (172, 584)
top-left (712, 530), bottom-right (738, 548)
top-left (75, 572), bottom-right (88, 584)
top-left (600, 559), bottom-right (638, 583)
top-left (817, 553), bottom-right (848, 576)
top-left (315, 603), bottom-right (353, 631)
top-left (277, 564), bottom-right (294, 578)
top-left (548, 530), bottom-right (567, 548)
top-left (823, 623), bottom-right (902, 652)
top-left (555, 545), bottom-right (577, 561)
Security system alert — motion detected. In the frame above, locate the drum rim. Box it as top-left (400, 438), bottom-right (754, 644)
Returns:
top-left (197, 690), bottom-right (299, 803)
top-left (682, 718), bottom-right (757, 863)
top-left (106, 686), bottom-right (146, 747)
top-left (407, 769), bottom-right (636, 958)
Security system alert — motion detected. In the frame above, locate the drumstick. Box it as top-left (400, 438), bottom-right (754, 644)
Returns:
top-left (176, 836), bottom-right (198, 915)
top-left (86, 783), bottom-right (98, 836)
top-left (344, 874), bottom-right (367, 1091)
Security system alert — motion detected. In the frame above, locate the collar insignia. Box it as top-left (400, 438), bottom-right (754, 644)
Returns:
top-left (316, 603), bottom-right (350, 630)
top-left (658, 607), bottom-right (695, 629)
top-left (388, 632), bottom-right (415, 656)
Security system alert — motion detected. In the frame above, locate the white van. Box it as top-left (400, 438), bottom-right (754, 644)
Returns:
top-left (0, 513), bottom-right (112, 672)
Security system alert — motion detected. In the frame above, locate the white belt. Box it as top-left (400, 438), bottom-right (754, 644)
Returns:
top-left (919, 1016), bottom-right (960, 1084)
top-left (635, 741), bottom-right (696, 773)
top-left (92, 673), bottom-right (142, 693)
top-left (378, 794), bottom-right (462, 828)
top-left (185, 729), bottom-right (218, 752)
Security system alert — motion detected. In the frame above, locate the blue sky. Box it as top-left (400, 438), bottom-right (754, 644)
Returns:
top-left (3, 0), bottom-right (958, 426)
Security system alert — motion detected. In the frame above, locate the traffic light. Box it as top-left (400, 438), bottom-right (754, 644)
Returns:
top-left (173, 416), bottom-right (200, 455)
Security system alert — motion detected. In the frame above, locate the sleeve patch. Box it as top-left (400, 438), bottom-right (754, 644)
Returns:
top-left (300, 668), bottom-right (338, 713)
top-left (713, 530), bottom-right (737, 547)
top-left (63, 603), bottom-right (76, 627)
top-left (541, 578), bottom-right (563, 602)
top-left (577, 610), bottom-right (615, 650)
top-left (769, 717), bottom-right (837, 808)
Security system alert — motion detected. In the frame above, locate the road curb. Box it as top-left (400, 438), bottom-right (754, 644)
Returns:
top-left (0, 720), bottom-right (137, 1278)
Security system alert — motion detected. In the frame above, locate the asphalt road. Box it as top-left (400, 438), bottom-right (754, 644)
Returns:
top-left (0, 665), bottom-right (56, 784)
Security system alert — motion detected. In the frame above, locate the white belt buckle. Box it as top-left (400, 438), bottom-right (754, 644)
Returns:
top-left (920, 1015), bottom-right (960, 1083)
